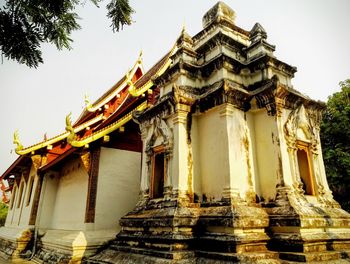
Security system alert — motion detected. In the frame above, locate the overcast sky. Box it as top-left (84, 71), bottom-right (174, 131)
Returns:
top-left (1, 0), bottom-right (350, 173)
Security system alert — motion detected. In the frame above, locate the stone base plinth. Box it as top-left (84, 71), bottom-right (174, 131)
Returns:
top-left (265, 188), bottom-right (350, 263)
top-left (88, 200), bottom-right (277, 263)
top-left (32, 229), bottom-right (116, 264)
top-left (0, 227), bottom-right (32, 259)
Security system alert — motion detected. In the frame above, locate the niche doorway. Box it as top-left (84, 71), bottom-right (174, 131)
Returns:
top-left (151, 147), bottom-right (165, 199)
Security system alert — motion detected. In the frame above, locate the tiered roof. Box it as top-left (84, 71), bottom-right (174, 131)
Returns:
top-left (1, 42), bottom-right (178, 180)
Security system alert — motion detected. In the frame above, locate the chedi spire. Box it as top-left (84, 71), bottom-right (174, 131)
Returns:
top-left (202, 1), bottom-right (236, 28)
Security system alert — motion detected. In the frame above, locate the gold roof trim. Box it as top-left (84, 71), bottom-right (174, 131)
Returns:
top-left (128, 44), bottom-right (178, 97)
top-left (86, 52), bottom-right (144, 112)
top-left (69, 101), bottom-right (148, 148)
top-left (14, 114), bottom-right (104, 155)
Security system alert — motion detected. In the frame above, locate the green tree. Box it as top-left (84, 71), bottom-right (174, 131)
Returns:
top-left (0, 0), bottom-right (134, 68)
top-left (321, 79), bottom-right (350, 211)
top-left (0, 202), bottom-right (8, 226)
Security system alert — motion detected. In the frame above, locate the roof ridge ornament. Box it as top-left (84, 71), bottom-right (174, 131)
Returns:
top-left (65, 112), bottom-right (76, 143)
top-left (126, 68), bottom-right (137, 95)
top-left (250, 22), bottom-right (267, 43)
top-left (84, 53), bottom-right (145, 113)
top-left (137, 50), bottom-right (143, 65)
top-left (128, 43), bottom-right (178, 97)
top-left (84, 93), bottom-right (92, 111)
top-left (177, 23), bottom-right (193, 47)
top-left (13, 130), bottom-right (23, 153)
top-left (181, 21), bottom-right (186, 34)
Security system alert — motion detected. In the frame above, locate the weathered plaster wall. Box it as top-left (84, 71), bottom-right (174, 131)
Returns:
top-left (95, 147), bottom-right (141, 231)
top-left (246, 112), bottom-right (261, 196)
top-left (197, 106), bottom-right (227, 201)
top-left (191, 115), bottom-right (202, 200)
top-left (253, 109), bottom-right (279, 201)
top-left (50, 158), bottom-right (89, 230)
top-left (225, 105), bottom-right (256, 199)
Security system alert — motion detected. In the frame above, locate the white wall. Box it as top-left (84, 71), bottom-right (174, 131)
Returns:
top-left (18, 172), bottom-right (39, 227)
top-left (5, 181), bottom-right (18, 227)
top-left (50, 158), bottom-right (89, 230)
top-left (5, 164), bottom-right (39, 228)
top-left (38, 172), bottom-right (59, 229)
top-left (94, 147), bottom-right (141, 231)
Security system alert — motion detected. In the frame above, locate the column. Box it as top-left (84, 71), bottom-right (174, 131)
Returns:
top-left (171, 103), bottom-right (193, 203)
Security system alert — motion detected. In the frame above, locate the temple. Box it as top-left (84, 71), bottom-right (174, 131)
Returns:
top-left (1, 2), bottom-right (350, 263)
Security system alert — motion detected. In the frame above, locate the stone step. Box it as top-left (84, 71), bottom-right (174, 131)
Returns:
top-left (269, 239), bottom-right (350, 253)
top-left (196, 250), bottom-right (280, 263)
top-left (112, 239), bottom-right (191, 252)
top-left (280, 259), bottom-right (350, 264)
top-left (279, 250), bottom-right (350, 262)
top-left (111, 245), bottom-right (195, 260)
top-left (197, 236), bottom-right (268, 253)
top-left (116, 231), bottom-right (195, 241)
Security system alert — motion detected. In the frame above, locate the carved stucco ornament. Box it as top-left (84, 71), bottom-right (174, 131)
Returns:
top-left (284, 104), bottom-right (319, 153)
top-left (284, 105), bottom-right (308, 149)
top-left (223, 81), bottom-right (250, 110)
top-left (146, 116), bottom-right (173, 155)
top-left (173, 83), bottom-right (197, 107)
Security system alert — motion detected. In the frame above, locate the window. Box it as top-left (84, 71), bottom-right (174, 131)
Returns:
top-left (296, 142), bottom-right (315, 195)
top-left (17, 182), bottom-right (24, 208)
top-left (151, 150), bottom-right (165, 199)
top-left (26, 176), bottom-right (34, 206)
top-left (10, 186), bottom-right (17, 210)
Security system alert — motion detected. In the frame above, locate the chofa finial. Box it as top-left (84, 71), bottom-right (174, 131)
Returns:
top-left (137, 50), bottom-right (143, 64)
top-left (65, 112), bottom-right (76, 143)
top-left (13, 129), bottom-right (23, 152)
top-left (84, 93), bottom-right (92, 110)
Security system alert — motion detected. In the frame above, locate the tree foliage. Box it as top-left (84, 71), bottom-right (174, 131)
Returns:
top-left (321, 79), bottom-right (350, 211)
top-left (0, 0), bottom-right (134, 68)
top-left (0, 202), bottom-right (8, 226)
